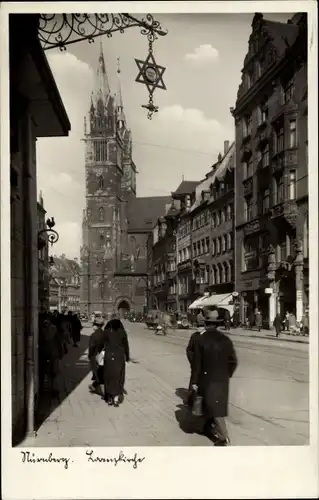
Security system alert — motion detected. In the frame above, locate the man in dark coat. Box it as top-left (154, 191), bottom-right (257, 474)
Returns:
top-left (70, 312), bottom-right (82, 347)
top-left (192, 308), bottom-right (238, 446)
top-left (103, 319), bottom-right (130, 407)
top-left (224, 308), bottom-right (231, 331)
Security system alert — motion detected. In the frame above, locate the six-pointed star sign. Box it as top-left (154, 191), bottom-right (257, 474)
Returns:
top-left (135, 52), bottom-right (166, 95)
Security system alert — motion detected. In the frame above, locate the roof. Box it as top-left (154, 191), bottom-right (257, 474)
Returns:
top-left (264, 19), bottom-right (299, 57)
top-left (172, 180), bottom-right (199, 197)
top-left (190, 142), bottom-right (235, 213)
top-left (127, 196), bottom-right (172, 232)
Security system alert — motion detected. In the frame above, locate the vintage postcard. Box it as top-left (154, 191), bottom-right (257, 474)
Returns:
top-left (1, 1), bottom-right (318, 499)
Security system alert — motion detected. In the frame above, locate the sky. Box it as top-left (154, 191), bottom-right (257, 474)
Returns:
top-left (36, 12), bottom-right (292, 259)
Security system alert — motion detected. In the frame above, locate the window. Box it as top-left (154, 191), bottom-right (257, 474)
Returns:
top-left (219, 264), bottom-right (225, 284)
top-left (98, 175), bottom-right (104, 189)
top-left (193, 242), bottom-right (197, 257)
top-left (227, 233), bottom-right (232, 251)
top-left (201, 239), bottom-right (205, 255)
top-left (289, 170), bottom-right (296, 199)
top-left (212, 212), bottom-right (216, 228)
top-left (283, 77), bottom-right (295, 104)
top-left (261, 144), bottom-right (269, 167)
top-left (217, 237), bottom-right (221, 254)
top-left (289, 120), bottom-right (297, 148)
top-left (225, 262), bottom-right (230, 283)
top-left (214, 266), bottom-right (219, 285)
top-left (244, 158), bottom-right (253, 179)
top-left (205, 237), bottom-right (210, 254)
top-left (243, 236), bottom-right (259, 271)
top-left (197, 241), bottom-right (201, 255)
top-left (273, 174), bottom-right (284, 205)
top-left (98, 207), bottom-right (105, 221)
top-left (216, 211), bottom-right (220, 226)
top-left (211, 239), bottom-right (216, 256)
top-left (178, 251), bottom-right (182, 264)
top-left (256, 61), bottom-right (262, 79)
top-left (220, 209), bottom-right (225, 224)
top-left (257, 103), bottom-right (268, 125)
top-left (243, 114), bottom-right (252, 137)
top-left (274, 126), bottom-right (284, 153)
top-left (226, 204), bottom-right (232, 221)
top-left (100, 234), bottom-right (105, 247)
top-left (261, 188), bottom-right (270, 214)
top-left (205, 266), bottom-right (210, 284)
top-left (244, 195), bottom-right (253, 221)
top-left (222, 235), bottom-right (227, 252)
top-left (246, 73), bottom-right (252, 90)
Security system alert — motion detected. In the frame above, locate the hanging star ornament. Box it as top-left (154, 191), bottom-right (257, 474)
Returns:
top-left (135, 52), bottom-right (166, 119)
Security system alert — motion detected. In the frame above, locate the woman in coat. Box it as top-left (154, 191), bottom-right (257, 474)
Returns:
top-left (273, 313), bottom-right (282, 337)
top-left (88, 318), bottom-right (107, 396)
top-left (103, 318), bottom-right (130, 407)
top-left (192, 309), bottom-right (238, 446)
top-left (255, 310), bottom-right (263, 332)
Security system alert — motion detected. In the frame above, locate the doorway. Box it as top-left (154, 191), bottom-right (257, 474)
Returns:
top-left (117, 300), bottom-right (130, 319)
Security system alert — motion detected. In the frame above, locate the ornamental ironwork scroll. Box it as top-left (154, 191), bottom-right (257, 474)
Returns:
top-left (38, 13), bottom-right (167, 51)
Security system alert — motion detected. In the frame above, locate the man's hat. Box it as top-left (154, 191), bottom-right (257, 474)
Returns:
top-left (203, 307), bottom-right (223, 324)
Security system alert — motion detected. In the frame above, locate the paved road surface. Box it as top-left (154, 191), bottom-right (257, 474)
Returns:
top-left (21, 321), bottom-right (309, 447)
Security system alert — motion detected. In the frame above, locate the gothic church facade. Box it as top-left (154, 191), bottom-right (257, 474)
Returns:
top-left (80, 46), bottom-right (171, 316)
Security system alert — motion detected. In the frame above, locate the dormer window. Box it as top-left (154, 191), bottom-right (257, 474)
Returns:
top-left (246, 72), bottom-right (252, 90)
top-left (256, 60), bottom-right (262, 79)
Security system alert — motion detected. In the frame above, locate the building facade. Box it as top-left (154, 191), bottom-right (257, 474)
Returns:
top-left (10, 14), bottom-right (70, 444)
top-left (49, 256), bottom-right (81, 313)
top-left (233, 13), bottom-right (308, 327)
top-left (173, 181), bottom-right (198, 312)
top-left (190, 141), bottom-right (235, 299)
top-left (80, 46), bottom-right (170, 317)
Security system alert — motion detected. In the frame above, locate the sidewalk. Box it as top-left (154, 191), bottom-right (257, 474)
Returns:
top-left (170, 325), bottom-right (309, 345)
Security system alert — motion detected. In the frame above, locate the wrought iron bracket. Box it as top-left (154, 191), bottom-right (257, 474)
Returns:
top-left (38, 217), bottom-right (59, 247)
top-left (38, 13), bottom-right (168, 51)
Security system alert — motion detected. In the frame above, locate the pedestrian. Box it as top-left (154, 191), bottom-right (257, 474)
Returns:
top-left (196, 310), bottom-right (205, 328)
top-left (71, 313), bottom-right (83, 347)
top-left (302, 311), bottom-right (309, 336)
top-left (38, 312), bottom-right (61, 396)
top-left (191, 308), bottom-right (237, 446)
top-left (255, 310), bottom-right (263, 332)
top-left (103, 318), bottom-right (130, 407)
top-left (232, 309), bottom-right (240, 328)
top-left (224, 309), bottom-right (231, 331)
top-left (273, 313), bottom-right (282, 337)
top-left (249, 310), bottom-right (255, 330)
top-left (88, 317), bottom-right (107, 397)
top-left (284, 311), bottom-right (290, 331)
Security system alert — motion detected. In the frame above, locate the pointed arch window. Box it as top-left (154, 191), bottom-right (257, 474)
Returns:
top-left (98, 207), bottom-right (105, 221)
top-left (98, 175), bottom-right (104, 189)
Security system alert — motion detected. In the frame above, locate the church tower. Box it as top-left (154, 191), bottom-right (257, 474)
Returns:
top-left (80, 44), bottom-right (132, 315)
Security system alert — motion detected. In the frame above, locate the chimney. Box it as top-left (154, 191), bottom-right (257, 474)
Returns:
top-left (224, 140), bottom-right (230, 155)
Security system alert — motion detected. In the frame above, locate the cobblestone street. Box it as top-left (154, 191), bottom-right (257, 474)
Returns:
top-left (20, 321), bottom-right (309, 448)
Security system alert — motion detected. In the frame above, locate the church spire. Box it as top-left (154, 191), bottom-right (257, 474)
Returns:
top-left (116, 57), bottom-right (125, 127)
top-left (95, 41), bottom-right (110, 102)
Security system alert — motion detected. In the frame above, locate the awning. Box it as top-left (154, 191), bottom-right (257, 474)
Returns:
top-left (198, 293), bottom-right (234, 314)
top-left (188, 296), bottom-right (208, 310)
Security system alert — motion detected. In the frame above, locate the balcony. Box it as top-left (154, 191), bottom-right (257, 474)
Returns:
top-left (167, 269), bottom-right (176, 280)
top-left (241, 146), bottom-right (252, 162)
top-left (243, 219), bottom-right (260, 236)
top-left (177, 259), bottom-right (191, 272)
top-left (270, 200), bottom-right (298, 228)
top-left (256, 129), bottom-right (269, 149)
top-left (271, 154), bottom-right (285, 174)
top-left (243, 178), bottom-right (253, 196)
